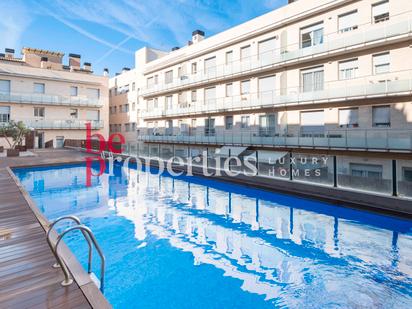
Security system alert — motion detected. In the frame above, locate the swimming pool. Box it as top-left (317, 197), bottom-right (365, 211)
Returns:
top-left (14, 163), bottom-right (412, 309)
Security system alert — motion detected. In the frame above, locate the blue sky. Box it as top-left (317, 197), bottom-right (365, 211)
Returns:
top-left (0, 0), bottom-right (287, 76)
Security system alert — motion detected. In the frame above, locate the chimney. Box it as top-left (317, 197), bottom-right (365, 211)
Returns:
top-left (40, 56), bottom-right (48, 68)
top-left (192, 30), bottom-right (205, 44)
top-left (103, 68), bottom-right (109, 77)
top-left (5, 48), bottom-right (15, 59)
top-left (171, 47), bottom-right (180, 51)
top-left (68, 53), bottom-right (81, 70)
top-left (83, 62), bottom-right (92, 71)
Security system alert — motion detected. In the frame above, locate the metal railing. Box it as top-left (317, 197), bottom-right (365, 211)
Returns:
top-left (0, 119), bottom-right (104, 130)
top-left (46, 215), bottom-right (106, 292)
top-left (0, 91), bottom-right (103, 107)
top-left (142, 73), bottom-right (412, 119)
top-left (141, 15), bottom-right (412, 96)
top-left (138, 129), bottom-right (412, 151)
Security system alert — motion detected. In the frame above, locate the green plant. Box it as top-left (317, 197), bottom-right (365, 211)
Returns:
top-left (0, 121), bottom-right (30, 149)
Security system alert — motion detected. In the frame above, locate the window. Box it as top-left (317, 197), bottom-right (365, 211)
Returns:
top-left (241, 115), bottom-right (250, 129)
top-left (166, 96), bottom-right (173, 110)
top-left (87, 88), bottom-right (100, 99)
top-left (204, 57), bottom-right (216, 75)
top-left (372, 1), bottom-right (389, 23)
top-left (204, 87), bottom-right (216, 104)
top-left (132, 123), bottom-right (137, 131)
top-left (204, 118), bottom-right (215, 136)
top-left (86, 110), bottom-right (100, 121)
top-left (241, 80), bottom-right (250, 95)
top-left (372, 105), bottom-right (390, 127)
top-left (191, 62), bottom-right (197, 74)
top-left (191, 119), bottom-right (197, 135)
top-left (338, 11), bottom-right (358, 32)
top-left (147, 77), bottom-right (154, 87)
top-left (403, 168), bottom-right (412, 182)
top-left (339, 59), bottom-right (358, 80)
top-left (70, 108), bottom-right (78, 119)
top-left (301, 66), bottom-right (324, 92)
top-left (259, 114), bottom-right (276, 136)
top-left (240, 45), bottom-right (251, 60)
top-left (34, 83), bottom-right (45, 94)
top-left (34, 107), bottom-right (45, 117)
top-left (300, 110), bottom-right (325, 136)
top-left (225, 116), bottom-right (233, 130)
top-left (124, 104), bottom-right (129, 113)
top-left (301, 22), bottom-right (324, 48)
top-left (0, 80), bottom-right (10, 94)
top-left (258, 75), bottom-right (276, 95)
top-left (350, 163), bottom-right (383, 179)
top-left (226, 83), bottom-right (233, 97)
top-left (178, 92), bottom-right (187, 108)
top-left (0, 106), bottom-right (10, 122)
top-left (165, 70), bottom-right (173, 84)
top-left (125, 123), bottom-right (130, 132)
top-left (154, 75), bottom-right (158, 84)
top-left (373, 52), bottom-right (390, 74)
top-left (191, 90), bottom-right (197, 102)
top-left (166, 120), bottom-right (173, 136)
top-left (132, 82), bottom-right (135, 91)
top-left (114, 106), bottom-right (117, 113)
top-left (132, 102), bottom-right (136, 111)
top-left (226, 51), bottom-right (233, 64)
top-left (258, 37), bottom-right (276, 60)
top-left (339, 108), bottom-right (358, 128)
top-left (70, 86), bottom-right (78, 96)
top-left (154, 98), bottom-right (158, 108)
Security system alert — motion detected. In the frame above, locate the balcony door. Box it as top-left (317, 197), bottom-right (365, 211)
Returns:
top-left (204, 118), bottom-right (215, 136)
top-left (301, 67), bottom-right (324, 92)
top-left (300, 110), bottom-right (325, 137)
top-left (259, 114), bottom-right (276, 137)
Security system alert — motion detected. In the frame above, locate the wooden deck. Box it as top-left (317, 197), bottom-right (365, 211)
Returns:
top-left (0, 149), bottom-right (110, 309)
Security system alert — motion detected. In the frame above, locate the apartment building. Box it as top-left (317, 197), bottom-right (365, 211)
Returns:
top-left (0, 47), bottom-right (109, 149)
top-left (127, 0), bottom-right (412, 201)
top-left (109, 47), bottom-right (167, 153)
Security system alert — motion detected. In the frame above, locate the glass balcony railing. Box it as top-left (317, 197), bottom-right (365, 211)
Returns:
top-left (0, 119), bottom-right (104, 130)
top-left (138, 129), bottom-right (412, 151)
top-left (0, 91), bottom-right (103, 107)
top-left (141, 15), bottom-right (412, 96)
top-left (143, 72), bottom-right (412, 119)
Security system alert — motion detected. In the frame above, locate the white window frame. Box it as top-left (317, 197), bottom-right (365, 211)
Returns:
top-left (339, 58), bottom-right (359, 80)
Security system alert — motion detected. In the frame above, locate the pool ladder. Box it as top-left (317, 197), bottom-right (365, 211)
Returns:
top-left (46, 215), bottom-right (106, 292)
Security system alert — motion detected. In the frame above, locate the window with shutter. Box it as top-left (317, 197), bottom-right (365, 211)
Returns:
top-left (372, 1), bottom-right (389, 23)
top-left (338, 11), bottom-right (358, 32)
top-left (372, 105), bottom-right (390, 127)
top-left (339, 108), bottom-right (359, 127)
top-left (301, 22), bottom-right (323, 48)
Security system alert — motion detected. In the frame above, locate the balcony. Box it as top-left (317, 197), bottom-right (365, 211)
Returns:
top-left (142, 15), bottom-right (412, 96)
top-left (138, 129), bottom-right (412, 152)
top-left (0, 91), bottom-right (103, 107)
top-left (143, 72), bottom-right (412, 119)
top-left (0, 119), bottom-right (104, 130)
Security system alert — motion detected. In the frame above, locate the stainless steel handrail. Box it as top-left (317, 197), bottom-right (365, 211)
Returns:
top-left (54, 225), bottom-right (106, 292)
top-left (46, 216), bottom-right (93, 273)
top-left (46, 216), bottom-right (105, 292)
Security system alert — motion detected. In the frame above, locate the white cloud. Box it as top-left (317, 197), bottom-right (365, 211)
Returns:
top-left (0, 0), bottom-right (32, 49)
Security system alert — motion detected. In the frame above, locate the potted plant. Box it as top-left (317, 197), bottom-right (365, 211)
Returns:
top-left (0, 121), bottom-right (30, 157)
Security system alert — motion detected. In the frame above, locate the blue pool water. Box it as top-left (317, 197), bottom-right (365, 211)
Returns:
top-left (14, 163), bottom-right (412, 309)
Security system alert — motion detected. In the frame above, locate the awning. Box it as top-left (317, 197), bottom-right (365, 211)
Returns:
top-left (244, 150), bottom-right (288, 164)
top-left (215, 146), bottom-right (248, 157)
